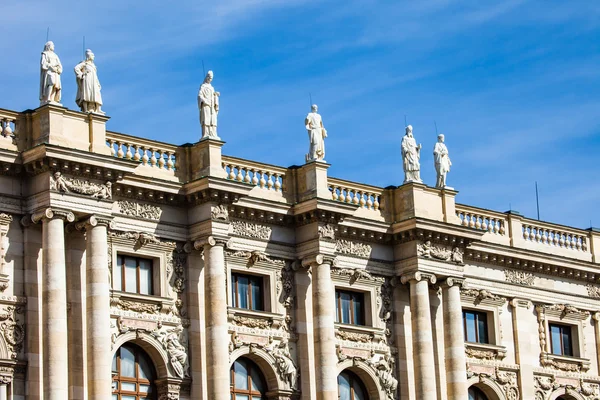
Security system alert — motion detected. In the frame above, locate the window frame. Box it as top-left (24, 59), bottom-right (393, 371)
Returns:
top-left (230, 357), bottom-right (267, 400)
top-left (116, 255), bottom-right (154, 295)
top-left (549, 323), bottom-right (573, 357)
top-left (336, 289), bottom-right (366, 326)
top-left (338, 369), bottom-right (369, 400)
top-left (463, 310), bottom-right (489, 344)
top-left (231, 272), bottom-right (265, 311)
top-left (112, 343), bottom-right (156, 400)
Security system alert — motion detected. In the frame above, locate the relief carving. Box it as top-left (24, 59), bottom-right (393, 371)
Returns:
top-left (504, 269), bottom-right (536, 286)
top-left (112, 298), bottom-right (161, 314)
top-left (118, 200), bottom-right (162, 220)
top-left (417, 240), bottom-right (463, 264)
top-left (335, 239), bottom-right (372, 258)
top-left (318, 224), bottom-right (336, 240)
top-left (369, 353), bottom-right (398, 400)
top-left (465, 347), bottom-right (496, 360)
top-left (586, 284), bottom-right (600, 298)
top-left (109, 231), bottom-right (160, 246)
top-left (336, 330), bottom-right (373, 343)
top-left (0, 306), bottom-right (25, 359)
top-left (331, 267), bottom-right (384, 284)
top-left (277, 264), bottom-right (295, 332)
top-left (461, 288), bottom-right (504, 305)
top-left (267, 339), bottom-right (298, 389)
top-left (227, 250), bottom-right (285, 266)
top-left (232, 315), bottom-right (272, 330)
top-left (211, 204), bottom-right (229, 221)
top-left (159, 326), bottom-right (189, 379)
top-left (50, 171), bottom-right (112, 199)
top-left (231, 220), bottom-right (272, 240)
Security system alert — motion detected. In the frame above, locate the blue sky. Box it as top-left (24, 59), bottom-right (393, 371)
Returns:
top-left (1, 0), bottom-right (599, 228)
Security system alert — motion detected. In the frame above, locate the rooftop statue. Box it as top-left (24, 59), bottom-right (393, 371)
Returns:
top-left (433, 133), bottom-right (452, 188)
top-left (198, 70), bottom-right (220, 140)
top-left (74, 49), bottom-right (104, 114)
top-left (305, 104), bottom-right (327, 162)
top-left (401, 125), bottom-right (422, 183)
top-left (39, 41), bottom-right (63, 105)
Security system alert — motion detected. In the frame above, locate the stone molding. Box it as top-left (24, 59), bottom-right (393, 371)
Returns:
top-left (30, 207), bottom-right (75, 224)
top-left (465, 342), bottom-right (507, 361)
top-left (400, 271), bottom-right (437, 285)
top-left (467, 365), bottom-right (519, 400)
top-left (534, 374), bottom-right (599, 400)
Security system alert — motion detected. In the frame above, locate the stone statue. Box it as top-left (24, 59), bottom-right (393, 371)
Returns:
top-left (433, 134), bottom-right (451, 188)
top-left (271, 340), bottom-right (297, 388)
top-left (198, 70), bottom-right (220, 140)
top-left (39, 41), bottom-right (63, 105)
top-left (74, 49), bottom-right (103, 114)
top-left (305, 104), bottom-right (327, 162)
top-left (401, 125), bottom-right (422, 183)
top-left (372, 353), bottom-right (398, 400)
top-left (163, 327), bottom-right (189, 378)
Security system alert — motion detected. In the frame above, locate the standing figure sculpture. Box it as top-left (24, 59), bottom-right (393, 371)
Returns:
top-left (433, 133), bottom-right (452, 188)
top-left (198, 70), bottom-right (220, 140)
top-left (74, 49), bottom-right (103, 114)
top-left (39, 41), bottom-right (63, 105)
top-left (401, 125), bottom-right (422, 183)
top-left (305, 104), bottom-right (327, 162)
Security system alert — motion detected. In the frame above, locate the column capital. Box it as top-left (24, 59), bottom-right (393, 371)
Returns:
top-left (439, 277), bottom-right (465, 289)
top-left (75, 215), bottom-right (115, 231)
top-left (301, 254), bottom-right (337, 268)
top-left (400, 271), bottom-right (436, 285)
top-left (31, 207), bottom-right (75, 224)
top-left (193, 235), bottom-right (230, 250)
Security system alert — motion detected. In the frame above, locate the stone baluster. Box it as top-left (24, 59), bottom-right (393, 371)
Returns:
top-left (76, 215), bottom-right (114, 399)
top-left (107, 139), bottom-right (116, 156)
top-left (141, 146), bottom-right (149, 166)
top-left (274, 173), bottom-right (281, 191)
top-left (125, 143), bottom-right (133, 160)
top-left (259, 170), bottom-right (266, 188)
top-left (194, 236), bottom-right (230, 399)
top-left (236, 165), bottom-right (244, 182)
top-left (32, 208), bottom-right (75, 400)
top-left (400, 272), bottom-right (437, 400)
top-left (150, 148), bottom-right (157, 167)
top-left (116, 141), bottom-right (125, 158)
top-left (158, 151), bottom-right (166, 169)
top-left (304, 255), bottom-right (337, 400)
top-left (133, 145), bottom-right (141, 161)
top-left (373, 194), bottom-right (380, 211)
top-left (166, 151), bottom-right (174, 170)
top-left (441, 278), bottom-right (467, 400)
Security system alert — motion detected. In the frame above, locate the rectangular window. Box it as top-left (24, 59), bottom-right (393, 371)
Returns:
top-left (231, 273), bottom-right (264, 311)
top-left (463, 310), bottom-right (489, 344)
top-left (550, 323), bottom-right (573, 356)
top-left (116, 255), bottom-right (153, 295)
top-left (335, 290), bottom-right (365, 325)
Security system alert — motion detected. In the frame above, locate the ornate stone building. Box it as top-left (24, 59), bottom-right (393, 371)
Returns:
top-left (0, 104), bottom-right (599, 400)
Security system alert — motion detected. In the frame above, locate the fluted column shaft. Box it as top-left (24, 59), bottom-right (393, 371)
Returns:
top-left (37, 209), bottom-right (73, 400)
top-left (402, 272), bottom-right (437, 400)
top-left (81, 217), bottom-right (112, 399)
top-left (309, 256), bottom-right (337, 400)
top-left (442, 278), bottom-right (467, 400)
top-left (201, 238), bottom-right (229, 399)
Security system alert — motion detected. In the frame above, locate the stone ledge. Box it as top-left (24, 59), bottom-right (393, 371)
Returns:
top-left (465, 342), bottom-right (507, 361)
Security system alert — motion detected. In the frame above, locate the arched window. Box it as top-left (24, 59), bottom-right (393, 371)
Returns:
top-left (338, 370), bottom-right (368, 400)
top-left (112, 343), bottom-right (156, 400)
top-left (230, 357), bottom-right (267, 399)
top-left (468, 386), bottom-right (488, 400)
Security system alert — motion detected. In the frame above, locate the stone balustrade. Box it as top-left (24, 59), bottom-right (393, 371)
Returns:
top-left (222, 156), bottom-right (286, 192)
top-left (521, 219), bottom-right (588, 252)
top-left (455, 205), bottom-right (506, 235)
top-left (106, 131), bottom-right (178, 171)
top-left (328, 178), bottom-right (382, 211)
top-left (0, 108), bottom-right (18, 142)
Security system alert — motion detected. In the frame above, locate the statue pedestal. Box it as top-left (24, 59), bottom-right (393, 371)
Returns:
top-left (297, 160), bottom-right (330, 202)
top-left (189, 138), bottom-right (227, 180)
top-left (394, 182), bottom-right (460, 223)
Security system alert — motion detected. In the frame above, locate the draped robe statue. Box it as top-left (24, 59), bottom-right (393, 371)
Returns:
top-left (198, 70), bottom-right (220, 140)
top-left (39, 41), bottom-right (63, 105)
top-left (433, 133), bottom-right (452, 188)
top-left (305, 104), bottom-right (327, 162)
top-left (401, 125), bottom-right (422, 183)
top-left (74, 49), bottom-right (103, 114)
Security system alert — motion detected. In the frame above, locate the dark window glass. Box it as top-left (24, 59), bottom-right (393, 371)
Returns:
top-left (468, 386), bottom-right (488, 400)
top-left (112, 343), bottom-right (156, 400)
top-left (230, 357), bottom-right (267, 399)
top-left (336, 290), bottom-right (365, 325)
top-left (338, 370), bottom-right (368, 400)
top-left (232, 273), bottom-right (264, 311)
top-left (116, 255), bottom-right (154, 295)
top-left (549, 323), bottom-right (573, 356)
top-left (463, 310), bottom-right (489, 344)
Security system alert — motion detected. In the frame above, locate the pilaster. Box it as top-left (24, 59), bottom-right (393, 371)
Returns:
top-left (510, 298), bottom-right (535, 399)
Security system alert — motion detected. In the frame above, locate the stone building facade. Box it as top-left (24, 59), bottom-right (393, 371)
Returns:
top-left (0, 104), bottom-right (599, 400)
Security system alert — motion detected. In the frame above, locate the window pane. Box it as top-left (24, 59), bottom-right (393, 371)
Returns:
top-left (465, 312), bottom-right (476, 342)
top-left (562, 327), bottom-right (573, 356)
top-left (251, 279), bottom-right (262, 311)
top-left (234, 360), bottom-right (249, 389)
top-left (125, 258), bottom-right (137, 293)
top-left (237, 276), bottom-right (249, 309)
top-left (138, 352), bottom-right (153, 380)
top-left (121, 382), bottom-right (136, 391)
top-left (353, 378), bottom-right (367, 400)
top-left (250, 366), bottom-right (265, 392)
top-left (338, 373), bottom-right (351, 400)
top-left (120, 346), bottom-right (136, 377)
top-left (550, 325), bottom-right (563, 355)
top-left (340, 292), bottom-right (351, 324)
top-left (235, 395), bottom-right (250, 400)
top-left (114, 262), bottom-right (122, 291)
top-left (477, 314), bottom-right (488, 344)
top-left (139, 260), bottom-right (152, 295)
top-left (352, 294), bottom-right (363, 325)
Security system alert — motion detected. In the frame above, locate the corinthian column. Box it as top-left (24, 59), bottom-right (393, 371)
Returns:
top-left (400, 272), bottom-right (437, 400)
top-left (441, 277), bottom-right (467, 400)
top-left (32, 208), bottom-right (74, 400)
top-left (304, 255), bottom-right (337, 400)
top-left (76, 215), bottom-right (113, 399)
top-left (195, 236), bottom-right (229, 399)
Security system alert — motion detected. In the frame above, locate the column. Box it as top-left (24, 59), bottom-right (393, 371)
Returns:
top-left (401, 272), bottom-right (437, 400)
top-left (195, 236), bottom-right (229, 399)
top-left (305, 255), bottom-right (337, 400)
top-left (0, 374), bottom-right (12, 400)
top-left (441, 278), bottom-right (467, 400)
top-left (77, 216), bottom-right (113, 399)
top-left (32, 208), bottom-right (74, 400)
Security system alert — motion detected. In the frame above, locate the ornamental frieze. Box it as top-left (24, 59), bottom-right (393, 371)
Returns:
top-left (504, 269), bottom-right (536, 286)
top-left (331, 267), bottom-right (385, 284)
top-left (226, 249), bottom-right (285, 266)
top-left (335, 239), bottom-right (372, 258)
top-left (117, 200), bottom-right (162, 220)
top-left (335, 329), bottom-right (373, 343)
top-left (231, 220), bottom-right (272, 240)
top-left (50, 171), bottom-right (112, 199)
top-left (111, 298), bottom-right (161, 314)
top-left (417, 240), bottom-right (463, 264)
